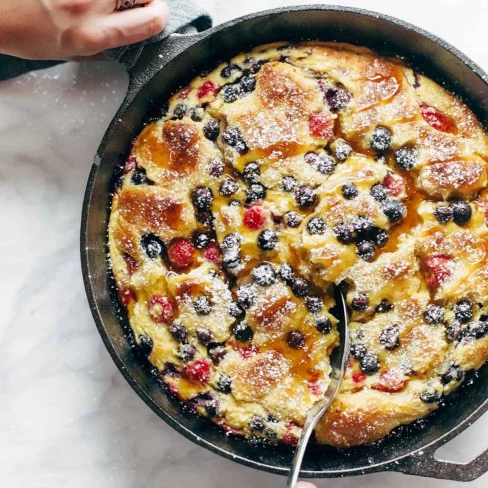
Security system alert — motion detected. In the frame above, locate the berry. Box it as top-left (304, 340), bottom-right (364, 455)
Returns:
top-left (382, 200), bottom-right (406, 223)
top-left (258, 229), bottom-right (278, 251)
top-left (131, 168), bottom-right (149, 185)
top-left (222, 233), bottom-right (241, 249)
top-left (148, 295), bottom-right (173, 324)
top-left (352, 371), bottom-right (367, 383)
top-left (185, 359), bottom-right (211, 383)
top-left (446, 321), bottom-right (462, 342)
top-left (197, 328), bottom-right (213, 345)
top-left (141, 234), bottom-right (166, 259)
top-left (240, 76), bottom-right (257, 94)
top-left (217, 375), bottom-right (233, 394)
top-left (286, 330), bottom-right (306, 349)
top-left (243, 206), bottom-right (266, 230)
top-left (243, 162), bottom-right (260, 183)
top-left (245, 183), bottom-right (266, 203)
top-left (434, 206), bottom-right (453, 224)
top-left (169, 321), bottom-right (188, 343)
top-left (123, 155), bottom-right (137, 174)
top-left (192, 187), bottom-right (213, 211)
top-left (219, 178), bottom-right (239, 197)
top-left (333, 140), bottom-right (352, 161)
top-left (249, 415), bottom-right (266, 431)
top-left (395, 146), bottom-right (417, 170)
top-left (194, 296), bottom-right (212, 316)
top-left (223, 250), bottom-right (241, 269)
top-left (375, 299), bottom-right (393, 314)
top-left (324, 86), bottom-right (350, 111)
top-left (442, 365), bottom-right (464, 385)
top-left (372, 371), bottom-right (406, 393)
top-left (374, 229), bottom-right (389, 248)
top-left (279, 264), bottom-right (294, 284)
top-left (207, 342), bottom-right (227, 362)
top-left (360, 354), bottom-right (380, 374)
top-left (138, 334), bottom-right (153, 357)
top-left (342, 183), bottom-right (359, 200)
top-left (228, 302), bottom-right (245, 319)
top-left (203, 120), bottom-right (220, 141)
top-left (370, 183), bottom-right (388, 202)
top-left (334, 222), bottom-right (355, 244)
top-left (237, 286), bottom-right (256, 308)
top-left (424, 304), bottom-right (444, 325)
top-left (189, 107), bottom-right (203, 122)
top-left (222, 127), bottom-right (248, 154)
top-left (352, 216), bottom-right (375, 239)
top-left (306, 296), bottom-right (323, 313)
top-left (350, 343), bottom-right (367, 360)
top-left (203, 397), bottom-right (220, 418)
top-left (282, 176), bottom-right (298, 192)
top-left (420, 103), bottom-right (452, 132)
top-left (204, 242), bottom-right (221, 264)
top-left (192, 232), bottom-right (211, 249)
top-left (291, 277), bottom-right (310, 298)
top-left (221, 84), bottom-right (240, 103)
top-left (452, 202), bottom-right (472, 225)
top-left (315, 316), bottom-right (332, 334)
top-left (177, 343), bottom-right (196, 362)
top-left (371, 127), bottom-right (392, 152)
top-left (309, 112), bottom-right (333, 138)
top-left (357, 241), bottom-right (376, 262)
top-left (173, 103), bottom-right (187, 119)
top-left (168, 239), bottom-right (195, 268)
top-left (207, 159), bottom-right (225, 178)
top-left (221, 63), bottom-right (241, 78)
top-left (295, 186), bottom-right (317, 208)
top-left (379, 325), bottom-right (401, 350)
top-left (252, 263), bottom-right (277, 286)
top-left (233, 323), bottom-right (254, 342)
top-left (465, 320), bottom-right (488, 339)
top-left (424, 255), bottom-right (453, 287)
top-left (305, 152), bottom-right (335, 174)
top-left (454, 300), bottom-right (473, 324)
top-left (284, 211), bottom-right (301, 228)
top-left (197, 81), bottom-right (219, 99)
top-left (307, 216), bottom-right (326, 235)
top-left (383, 173), bottom-right (404, 197)
top-left (420, 388), bottom-right (441, 404)
top-left (352, 294), bottom-right (369, 312)
top-left (195, 208), bottom-right (213, 227)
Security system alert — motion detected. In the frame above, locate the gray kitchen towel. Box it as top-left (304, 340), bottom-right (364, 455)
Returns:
top-left (0, 0), bottom-right (211, 81)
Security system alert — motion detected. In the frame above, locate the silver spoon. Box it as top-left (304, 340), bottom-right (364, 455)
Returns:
top-left (287, 286), bottom-right (350, 488)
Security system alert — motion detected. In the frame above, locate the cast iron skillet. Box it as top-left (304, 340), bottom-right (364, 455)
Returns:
top-left (81, 5), bottom-right (488, 481)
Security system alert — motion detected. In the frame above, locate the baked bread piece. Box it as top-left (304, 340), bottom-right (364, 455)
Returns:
top-left (109, 42), bottom-right (488, 448)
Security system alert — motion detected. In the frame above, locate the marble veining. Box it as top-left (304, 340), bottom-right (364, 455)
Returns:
top-left (1, 1), bottom-right (487, 486)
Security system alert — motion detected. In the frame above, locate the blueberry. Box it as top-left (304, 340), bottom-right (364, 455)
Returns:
top-left (237, 286), bottom-right (256, 309)
top-left (360, 354), bottom-right (380, 374)
top-left (370, 183), bottom-right (388, 202)
top-left (243, 162), bottom-right (260, 183)
top-left (207, 159), bottom-right (225, 178)
top-left (305, 153), bottom-right (335, 174)
top-left (286, 330), bottom-right (305, 349)
top-left (395, 146), bottom-right (417, 170)
top-left (246, 183), bottom-right (266, 203)
top-left (375, 299), bottom-right (393, 314)
top-left (189, 107), bottom-right (203, 122)
top-left (284, 212), bottom-right (301, 228)
top-left (420, 389), bottom-right (441, 404)
top-left (291, 277), bottom-right (310, 298)
top-left (315, 316), bottom-right (332, 334)
top-left (252, 263), bottom-right (277, 286)
top-left (233, 322), bottom-right (254, 342)
top-left (454, 300), bottom-right (473, 324)
top-left (207, 342), bottom-right (227, 362)
top-left (352, 216), bottom-right (376, 239)
top-left (221, 84), bottom-right (240, 103)
top-left (169, 321), bottom-right (188, 343)
top-left (424, 304), bottom-right (444, 325)
top-left (216, 375), bottom-right (233, 394)
top-left (193, 296), bottom-right (212, 315)
top-left (203, 120), bottom-right (220, 141)
top-left (350, 343), bottom-right (367, 360)
top-left (352, 294), bottom-right (369, 312)
top-left (249, 415), bottom-right (266, 431)
top-left (371, 126), bottom-right (392, 152)
top-left (222, 127), bottom-right (248, 154)
top-left (192, 187), bottom-right (214, 211)
top-left (223, 250), bottom-right (241, 269)
top-left (306, 296), bottom-right (323, 313)
top-left (434, 206), bottom-right (453, 224)
top-left (177, 343), bottom-right (196, 362)
top-left (334, 222), bottom-right (355, 244)
top-left (465, 320), bottom-right (488, 339)
top-left (333, 140), bottom-right (352, 161)
top-left (278, 264), bottom-right (294, 284)
top-left (307, 216), bottom-right (326, 235)
top-left (138, 334), bottom-right (153, 357)
top-left (325, 86), bottom-right (351, 111)
top-left (240, 76), bottom-right (257, 94)
top-left (221, 63), bottom-right (241, 79)
top-left (131, 168), bottom-right (149, 185)
top-left (282, 176), bottom-right (298, 193)
top-left (442, 365), bottom-right (464, 385)
top-left (258, 229), bottom-right (278, 251)
top-left (219, 178), bottom-right (239, 197)
top-left (141, 234), bottom-right (166, 259)
top-left (379, 325), bottom-right (401, 350)
top-left (204, 398), bottom-right (221, 418)
top-left (382, 200), bottom-right (405, 223)
top-left (452, 202), bottom-right (472, 225)
top-left (357, 241), bottom-right (376, 261)
top-left (228, 302), bottom-right (245, 319)
top-left (196, 210), bottom-right (214, 227)
top-left (229, 200), bottom-right (241, 207)
top-left (192, 232), bottom-right (211, 250)
top-left (374, 229), bottom-right (389, 248)
top-left (295, 186), bottom-right (318, 208)
top-left (342, 183), bottom-right (359, 200)
top-left (446, 321), bottom-right (462, 342)
top-left (173, 103), bottom-right (187, 120)
top-left (222, 233), bottom-right (241, 249)
top-left (197, 328), bottom-right (213, 345)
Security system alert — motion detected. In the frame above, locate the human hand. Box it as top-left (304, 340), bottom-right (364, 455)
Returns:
top-left (0, 0), bottom-right (169, 60)
top-left (295, 483), bottom-right (318, 488)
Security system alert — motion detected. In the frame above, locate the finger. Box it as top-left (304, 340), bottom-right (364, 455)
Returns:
top-left (70, 53), bottom-right (110, 62)
top-left (94, 0), bottom-right (154, 14)
top-left (294, 483), bottom-right (318, 488)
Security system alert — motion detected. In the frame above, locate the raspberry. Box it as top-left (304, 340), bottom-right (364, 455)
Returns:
top-left (236, 344), bottom-right (259, 359)
top-left (282, 433), bottom-right (298, 446)
top-left (309, 112), bottom-right (334, 138)
top-left (168, 239), bottom-right (195, 268)
top-left (197, 81), bottom-right (219, 99)
top-left (352, 371), bottom-right (367, 384)
top-left (372, 371), bottom-right (406, 393)
top-left (383, 173), bottom-right (404, 197)
top-left (307, 380), bottom-right (322, 396)
top-left (123, 155), bottom-right (137, 174)
top-left (185, 359), bottom-right (211, 383)
top-left (420, 103), bottom-right (453, 132)
top-left (204, 242), bottom-right (221, 264)
top-left (123, 253), bottom-right (138, 275)
top-left (178, 86), bottom-right (192, 99)
top-left (148, 295), bottom-right (174, 324)
top-left (424, 255), bottom-right (453, 287)
top-left (243, 206), bottom-right (266, 230)
top-left (119, 286), bottom-right (135, 306)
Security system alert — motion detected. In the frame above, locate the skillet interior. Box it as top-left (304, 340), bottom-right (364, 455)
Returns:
top-left (82, 6), bottom-right (488, 478)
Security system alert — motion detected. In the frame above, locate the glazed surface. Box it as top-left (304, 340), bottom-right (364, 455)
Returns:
top-left (109, 41), bottom-right (488, 448)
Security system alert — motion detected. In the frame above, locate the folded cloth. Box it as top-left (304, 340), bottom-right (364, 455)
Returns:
top-left (0, 0), bottom-right (211, 82)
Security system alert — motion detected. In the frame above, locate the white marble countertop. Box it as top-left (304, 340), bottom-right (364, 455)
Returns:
top-left (1, 0), bottom-right (488, 486)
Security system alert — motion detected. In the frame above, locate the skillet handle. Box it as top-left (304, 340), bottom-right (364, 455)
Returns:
top-left (395, 444), bottom-right (488, 482)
